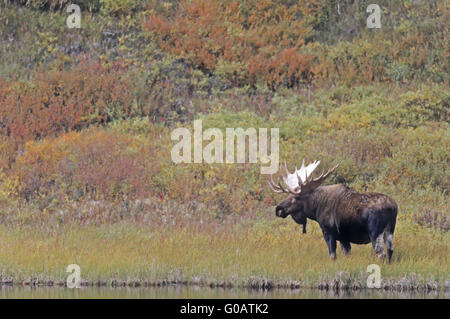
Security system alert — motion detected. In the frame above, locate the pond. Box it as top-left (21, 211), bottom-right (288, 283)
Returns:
top-left (0, 286), bottom-right (448, 299)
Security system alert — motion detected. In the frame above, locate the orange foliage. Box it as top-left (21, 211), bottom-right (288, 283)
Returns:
top-left (143, 0), bottom-right (319, 88)
top-left (14, 128), bottom-right (162, 201)
top-left (0, 60), bottom-right (132, 143)
top-left (12, 124), bottom-right (266, 214)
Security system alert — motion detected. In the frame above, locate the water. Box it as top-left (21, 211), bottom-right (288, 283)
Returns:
top-left (0, 286), bottom-right (448, 299)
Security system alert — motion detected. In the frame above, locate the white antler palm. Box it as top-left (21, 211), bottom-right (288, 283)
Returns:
top-left (268, 160), bottom-right (338, 195)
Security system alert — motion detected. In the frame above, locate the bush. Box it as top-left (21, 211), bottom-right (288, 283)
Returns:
top-left (380, 125), bottom-right (449, 191)
top-left (414, 208), bottom-right (449, 232)
top-left (14, 125), bottom-right (165, 201)
top-left (143, 0), bottom-right (317, 89)
top-left (7, 0), bottom-right (101, 12)
top-left (0, 60), bottom-right (133, 142)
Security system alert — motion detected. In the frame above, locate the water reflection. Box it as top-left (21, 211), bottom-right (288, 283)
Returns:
top-left (0, 285), bottom-right (448, 299)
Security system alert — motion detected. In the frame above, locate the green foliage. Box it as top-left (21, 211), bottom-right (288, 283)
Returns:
top-left (380, 125), bottom-right (449, 191)
top-left (100, 0), bottom-right (143, 16)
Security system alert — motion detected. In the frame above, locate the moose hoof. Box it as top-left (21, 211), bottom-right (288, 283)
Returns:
top-left (377, 252), bottom-right (386, 261)
top-left (329, 253), bottom-right (336, 260)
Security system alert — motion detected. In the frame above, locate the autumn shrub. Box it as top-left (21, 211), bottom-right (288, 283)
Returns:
top-left (7, 0), bottom-right (153, 13)
top-left (99, 0), bottom-right (145, 16)
top-left (6, 0), bottom-right (100, 12)
top-left (12, 125), bottom-right (166, 201)
top-left (127, 58), bottom-right (219, 125)
top-left (0, 3), bottom-right (151, 79)
top-left (414, 208), bottom-right (449, 232)
top-left (297, 128), bottom-right (393, 184)
top-left (313, 0), bottom-right (449, 86)
top-left (274, 84), bottom-right (449, 134)
top-left (0, 60), bottom-right (134, 143)
top-left (394, 87), bottom-right (450, 126)
top-left (143, 0), bottom-right (318, 89)
top-left (142, 0), bottom-right (448, 88)
top-left (8, 116), bottom-right (272, 216)
top-left (2, 1), bottom-right (448, 90)
top-left (0, 168), bottom-right (20, 205)
top-left (379, 124), bottom-right (449, 191)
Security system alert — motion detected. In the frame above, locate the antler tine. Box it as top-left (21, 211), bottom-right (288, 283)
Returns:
top-left (268, 175), bottom-right (282, 193)
top-left (278, 176), bottom-right (296, 194)
top-left (320, 163), bottom-right (339, 180)
top-left (279, 180), bottom-right (294, 194)
top-left (270, 174), bottom-right (278, 187)
top-left (270, 174), bottom-right (291, 193)
top-left (313, 163), bottom-right (339, 182)
top-left (267, 181), bottom-right (280, 192)
top-left (297, 162), bottom-right (340, 194)
top-left (313, 169), bottom-right (325, 181)
top-left (307, 171), bottom-right (313, 182)
top-left (268, 171), bottom-right (292, 194)
top-left (296, 170), bottom-right (305, 186)
top-left (279, 164), bottom-right (286, 179)
top-left (284, 161), bottom-right (290, 176)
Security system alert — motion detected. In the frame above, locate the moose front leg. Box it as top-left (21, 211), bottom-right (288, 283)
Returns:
top-left (300, 218), bottom-right (307, 234)
top-left (322, 228), bottom-right (337, 260)
top-left (340, 241), bottom-right (351, 256)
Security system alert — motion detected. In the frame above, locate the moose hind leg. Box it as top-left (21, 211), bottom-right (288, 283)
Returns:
top-left (384, 232), bottom-right (394, 263)
top-left (368, 212), bottom-right (387, 260)
top-left (371, 233), bottom-right (385, 260)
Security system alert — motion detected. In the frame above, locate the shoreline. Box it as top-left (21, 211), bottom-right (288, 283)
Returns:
top-left (1, 276), bottom-right (448, 292)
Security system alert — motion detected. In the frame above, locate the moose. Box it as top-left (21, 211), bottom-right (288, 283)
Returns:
top-left (268, 160), bottom-right (398, 262)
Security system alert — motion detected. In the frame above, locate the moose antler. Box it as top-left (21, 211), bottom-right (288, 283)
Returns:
top-left (268, 160), bottom-right (339, 195)
top-left (268, 163), bottom-right (300, 194)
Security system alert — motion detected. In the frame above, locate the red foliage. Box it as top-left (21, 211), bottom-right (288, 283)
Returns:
top-left (0, 60), bottom-right (132, 143)
top-left (143, 0), bottom-right (317, 88)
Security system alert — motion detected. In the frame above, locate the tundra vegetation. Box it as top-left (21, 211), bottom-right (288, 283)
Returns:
top-left (0, 1), bottom-right (448, 291)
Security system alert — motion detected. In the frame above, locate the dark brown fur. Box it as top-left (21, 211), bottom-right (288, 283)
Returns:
top-left (275, 184), bottom-right (398, 262)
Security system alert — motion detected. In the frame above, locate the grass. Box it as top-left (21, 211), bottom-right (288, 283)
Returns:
top-left (0, 213), bottom-right (448, 291)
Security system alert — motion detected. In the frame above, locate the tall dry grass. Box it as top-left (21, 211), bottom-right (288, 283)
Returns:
top-left (0, 211), bottom-right (448, 289)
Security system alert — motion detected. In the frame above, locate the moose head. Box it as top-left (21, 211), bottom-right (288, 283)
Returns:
top-left (268, 160), bottom-right (339, 232)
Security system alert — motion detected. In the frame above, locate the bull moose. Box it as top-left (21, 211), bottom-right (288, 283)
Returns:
top-left (268, 160), bottom-right (398, 262)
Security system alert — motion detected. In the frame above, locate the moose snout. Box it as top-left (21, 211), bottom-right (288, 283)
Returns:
top-left (275, 205), bottom-right (286, 218)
